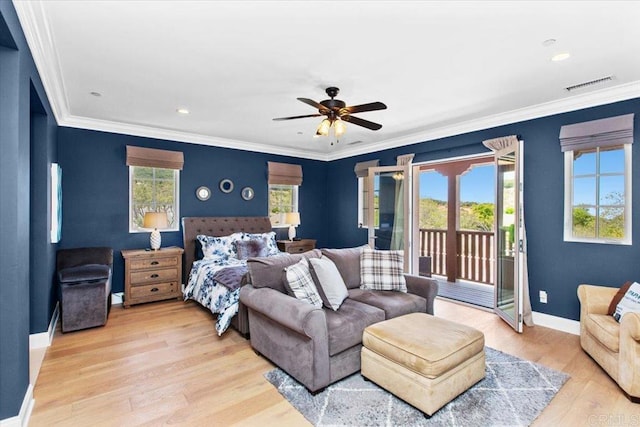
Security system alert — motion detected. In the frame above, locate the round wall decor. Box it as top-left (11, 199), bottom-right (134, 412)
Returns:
top-left (219, 179), bottom-right (234, 193)
top-left (241, 187), bottom-right (254, 201)
top-left (196, 186), bottom-right (211, 201)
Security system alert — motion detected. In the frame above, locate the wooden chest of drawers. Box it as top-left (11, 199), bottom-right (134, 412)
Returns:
top-left (121, 246), bottom-right (184, 308)
top-left (277, 239), bottom-right (317, 254)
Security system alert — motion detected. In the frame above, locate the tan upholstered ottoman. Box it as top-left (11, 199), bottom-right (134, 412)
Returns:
top-left (361, 312), bottom-right (485, 416)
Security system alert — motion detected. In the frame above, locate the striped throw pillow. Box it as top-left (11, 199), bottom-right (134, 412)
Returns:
top-left (360, 248), bottom-right (407, 292)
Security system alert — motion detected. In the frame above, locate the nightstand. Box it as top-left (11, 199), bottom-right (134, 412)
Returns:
top-left (277, 239), bottom-right (317, 254)
top-left (121, 246), bottom-right (184, 308)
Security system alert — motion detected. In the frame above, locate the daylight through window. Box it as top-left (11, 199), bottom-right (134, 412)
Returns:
top-left (129, 166), bottom-right (180, 232)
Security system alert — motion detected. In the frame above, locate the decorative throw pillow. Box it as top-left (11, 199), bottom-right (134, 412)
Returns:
top-left (608, 281), bottom-right (632, 315)
top-left (613, 281), bottom-right (640, 322)
top-left (238, 231), bottom-right (281, 256)
top-left (284, 258), bottom-right (323, 308)
top-left (360, 248), bottom-right (407, 292)
top-left (235, 238), bottom-right (269, 260)
top-left (197, 234), bottom-right (235, 260)
top-left (309, 256), bottom-right (349, 311)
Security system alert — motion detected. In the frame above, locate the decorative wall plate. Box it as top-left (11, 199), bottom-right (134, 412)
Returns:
top-left (196, 186), bottom-right (211, 201)
top-left (241, 187), bottom-right (254, 201)
top-left (219, 179), bottom-right (234, 193)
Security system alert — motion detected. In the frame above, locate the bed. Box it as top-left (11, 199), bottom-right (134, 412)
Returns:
top-left (182, 216), bottom-right (276, 336)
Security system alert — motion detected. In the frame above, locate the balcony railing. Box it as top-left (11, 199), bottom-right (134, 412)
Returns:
top-left (418, 228), bottom-right (495, 285)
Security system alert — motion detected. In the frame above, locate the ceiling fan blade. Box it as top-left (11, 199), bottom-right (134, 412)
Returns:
top-left (342, 115), bottom-right (383, 131)
top-left (341, 101), bottom-right (387, 115)
top-left (273, 113), bottom-right (323, 121)
top-left (297, 97), bottom-right (331, 113)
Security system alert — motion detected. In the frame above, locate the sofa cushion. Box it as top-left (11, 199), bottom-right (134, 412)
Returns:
top-left (348, 288), bottom-right (426, 319)
top-left (284, 258), bottom-right (323, 308)
top-left (58, 264), bottom-right (110, 284)
top-left (360, 248), bottom-right (407, 292)
top-left (585, 313), bottom-right (620, 352)
top-left (321, 246), bottom-right (367, 289)
top-left (247, 249), bottom-right (322, 294)
top-left (309, 256), bottom-right (349, 311)
top-left (324, 298), bottom-right (385, 356)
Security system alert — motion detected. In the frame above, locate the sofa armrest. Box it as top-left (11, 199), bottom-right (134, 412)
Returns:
top-left (577, 284), bottom-right (617, 316)
top-left (620, 312), bottom-right (640, 398)
top-left (404, 274), bottom-right (438, 315)
top-left (239, 284), bottom-right (325, 337)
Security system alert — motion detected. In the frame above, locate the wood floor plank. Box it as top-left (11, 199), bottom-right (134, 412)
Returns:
top-left (30, 297), bottom-right (639, 426)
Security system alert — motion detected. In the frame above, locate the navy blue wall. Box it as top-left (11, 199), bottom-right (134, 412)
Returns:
top-left (57, 127), bottom-right (328, 294)
top-left (0, 1), bottom-right (57, 420)
top-left (326, 98), bottom-right (640, 322)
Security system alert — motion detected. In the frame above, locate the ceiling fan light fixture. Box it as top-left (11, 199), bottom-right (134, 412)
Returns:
top-left (316, 118), bottom-right (331, 136)
top-left (334, 118), bottom-right (347, 137)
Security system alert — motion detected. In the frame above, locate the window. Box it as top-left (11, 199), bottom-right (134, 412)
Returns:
top-left (268, 184), bottom-right (298, 227)
top-left (564, 145), bottom-right (631, 244)
top-left (129, 166), bottom-right (180, 232)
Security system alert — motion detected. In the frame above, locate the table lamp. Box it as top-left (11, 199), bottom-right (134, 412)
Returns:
top-left (143, 212), bottom-right (168, 250)
top-left (285, 212), bottom-right (301, 241)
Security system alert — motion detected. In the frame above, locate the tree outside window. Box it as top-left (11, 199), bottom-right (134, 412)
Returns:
top-left (130, 166), bottom-right (179, 232)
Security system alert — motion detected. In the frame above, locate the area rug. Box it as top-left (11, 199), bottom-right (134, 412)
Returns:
top-left (265, 347), bottom-right (569, 426)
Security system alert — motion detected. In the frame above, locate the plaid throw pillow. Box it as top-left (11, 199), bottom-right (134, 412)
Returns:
top-left (284, 258), bottom-right (323, 307)
top-left (360, 248), bottom-right (407, 292)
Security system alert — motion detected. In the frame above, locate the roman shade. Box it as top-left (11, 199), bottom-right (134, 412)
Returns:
top-left (268, 161), bottom-right (302, 185)
top-left (354, 160), bottom-right (379, 178)
top-left (126, 146), bottom-right (184, 170)
top-left (396, 154), bottom-right (414, 166)
top-left (482, 135), bottom-right (519, 152)
top-left (559, 113), bottom-right (634, 152)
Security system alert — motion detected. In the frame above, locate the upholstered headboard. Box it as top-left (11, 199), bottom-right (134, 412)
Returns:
top-left (181, 216), bottom-right (273, 284)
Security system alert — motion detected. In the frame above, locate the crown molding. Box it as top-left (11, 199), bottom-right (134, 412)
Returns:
top-left (12, 0), bottom-right (67, 123)
top-left (14, 0), bottom-right (640, 163)
top-left (326, 81), bottom-right (640, 161)
top-left (60, 115), bottom-right (331, 161)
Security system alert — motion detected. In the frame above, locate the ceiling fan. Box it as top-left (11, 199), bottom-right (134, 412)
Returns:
top-left (273, 87), bottom-right (387, 140)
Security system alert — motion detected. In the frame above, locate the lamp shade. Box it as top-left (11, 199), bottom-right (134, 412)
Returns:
top-left (143, 212), bottom-right (168, 229)
top-left (285, 212), bottom-right (300, 226)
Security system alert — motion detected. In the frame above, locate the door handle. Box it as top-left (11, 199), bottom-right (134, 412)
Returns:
top-left (150, 287), bottom-right (159, 292)
top-left (150, 274), bottom-right (159, 278)
top-left (150, 261), bottom-right (159, 265)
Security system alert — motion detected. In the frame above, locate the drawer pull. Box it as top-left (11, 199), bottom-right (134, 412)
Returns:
top-left (151, 274), bottom-right (159, 278)
top-left (150, 261), bottom-right (159, 265)
top-left (150, 287), bottom-right (159, 292)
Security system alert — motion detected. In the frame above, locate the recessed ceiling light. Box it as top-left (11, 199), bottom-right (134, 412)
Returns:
top-left (551, 53), bottom-right (571, 62)
top-left (542, 39), bottom-right (556, 47)
top-left (176, 108), bottom-right (190, 115)
top-left (90, 91), bottom-right (102, 97)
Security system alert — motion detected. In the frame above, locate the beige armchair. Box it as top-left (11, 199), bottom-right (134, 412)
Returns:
top-left (577, 284), bottom-right (640, 402)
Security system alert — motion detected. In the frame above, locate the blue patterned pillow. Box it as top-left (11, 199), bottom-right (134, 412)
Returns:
top-left (197, 234), bottom-right (235, 261)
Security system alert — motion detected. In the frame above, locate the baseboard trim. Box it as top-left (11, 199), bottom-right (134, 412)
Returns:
top-left (29, 302), bottom-right (59, 349)
top-left (532, 311), bottom-right (580, 335)
top-left (0, 384), bottom-right (34, 427)
top-left (112, 292), bottom-right (123, 305)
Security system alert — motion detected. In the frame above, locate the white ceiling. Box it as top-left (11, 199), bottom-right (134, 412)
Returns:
top-left (14, 1), bottom-right (640, 161)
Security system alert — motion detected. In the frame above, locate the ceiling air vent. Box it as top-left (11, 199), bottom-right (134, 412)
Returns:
top-left (565, 76), bottom-right (614, 92)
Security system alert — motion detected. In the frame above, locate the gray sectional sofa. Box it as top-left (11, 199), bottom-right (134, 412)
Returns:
top-left (239, 246), bottom-right (439, 393)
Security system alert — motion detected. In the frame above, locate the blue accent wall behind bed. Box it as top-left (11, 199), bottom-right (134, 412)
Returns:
top-left (56, 127), bottom-right (328, 295)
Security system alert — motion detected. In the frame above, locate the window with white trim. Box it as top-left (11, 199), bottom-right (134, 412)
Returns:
top-left (268, 184), bottom-right (299, 228)
top-left (129, 166), bottom-right (180, 232)
top-left (564, 144), bottom-right (631, 244)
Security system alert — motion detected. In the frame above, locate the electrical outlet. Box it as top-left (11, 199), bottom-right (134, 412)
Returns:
top-left (539, 290), bottom-right (548, 304)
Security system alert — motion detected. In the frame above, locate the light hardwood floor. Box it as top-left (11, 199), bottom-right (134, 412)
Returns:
top-left (30, 298), bottom-right (639, 426)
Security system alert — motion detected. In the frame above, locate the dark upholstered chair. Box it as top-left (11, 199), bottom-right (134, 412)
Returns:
top-left (57, 247), bottom-right (113, 333)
